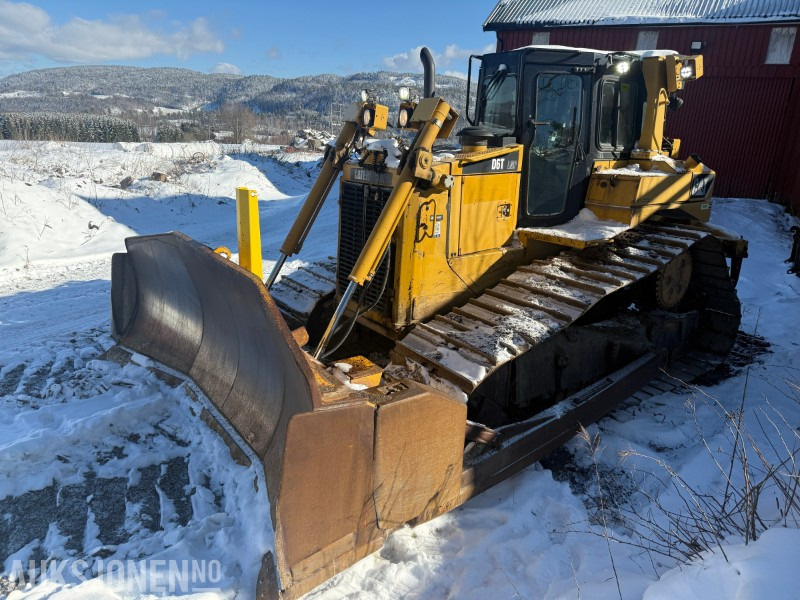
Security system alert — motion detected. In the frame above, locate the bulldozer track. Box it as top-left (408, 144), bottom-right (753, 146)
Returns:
top-left (393, 221), bottom-right (741, 394)
top-left (269, 258), bottom-right (337, 328)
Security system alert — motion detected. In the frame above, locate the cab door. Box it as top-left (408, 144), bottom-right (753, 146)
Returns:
top-left (522, 71), bottom-right (587, 226)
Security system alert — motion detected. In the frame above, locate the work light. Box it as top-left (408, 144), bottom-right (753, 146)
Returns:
top-left (398, 106), bottom-right (412, 128)
top-left (361, 107), bottom-right (374, 127)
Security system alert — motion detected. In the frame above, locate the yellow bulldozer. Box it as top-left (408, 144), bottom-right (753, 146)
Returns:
top-left (110, 46), bottom-right (747, 598)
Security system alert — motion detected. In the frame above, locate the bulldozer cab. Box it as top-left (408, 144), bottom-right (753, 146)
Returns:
top-left (468, 47), bottom-right (647, 227)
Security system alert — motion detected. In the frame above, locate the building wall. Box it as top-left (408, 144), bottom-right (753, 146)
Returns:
top-left (497, 25), bottom-right (800, 212)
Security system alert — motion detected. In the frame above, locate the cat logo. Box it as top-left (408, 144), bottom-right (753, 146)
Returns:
top-left (690, 173), bottom-right (715, 198)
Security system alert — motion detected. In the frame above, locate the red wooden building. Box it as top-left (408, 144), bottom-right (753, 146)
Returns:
top-left (484, 0), bottom-right (800, 212)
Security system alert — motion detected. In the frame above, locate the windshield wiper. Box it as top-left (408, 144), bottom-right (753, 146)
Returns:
top-left (481, 64), bottom-right (508, 102)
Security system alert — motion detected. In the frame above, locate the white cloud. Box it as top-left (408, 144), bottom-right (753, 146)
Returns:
top-left (266, 46), bottom-right (280, 60)
top-left (212, 62), bottom-right (241, 75)
top-left (382, 43), bottom-right (495, 73)
top-left (0, 1), bottom-right (224, 64)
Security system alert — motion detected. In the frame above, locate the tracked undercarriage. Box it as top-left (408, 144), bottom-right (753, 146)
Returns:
top-left (279, 218), bottom-right (742, 469)
top-left (389, 221), bottom-right (741, 407)
top-left (273, 220), bottom-right (742, 418)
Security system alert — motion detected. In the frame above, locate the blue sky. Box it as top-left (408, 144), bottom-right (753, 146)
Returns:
top-left (0, 1), bottom-right (498, 78)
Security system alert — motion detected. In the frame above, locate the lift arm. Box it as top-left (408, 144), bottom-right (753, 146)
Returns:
top-left (313, 97), bottom-right (457, 358)
top-left (265, 102), bottom-right (387, 288)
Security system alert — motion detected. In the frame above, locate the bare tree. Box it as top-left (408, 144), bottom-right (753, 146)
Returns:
top-left (218, 102), bottom-right (257, 143)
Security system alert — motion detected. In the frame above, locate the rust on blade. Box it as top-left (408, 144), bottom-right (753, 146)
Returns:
top-left (111, 232), bottom-right (321, 508)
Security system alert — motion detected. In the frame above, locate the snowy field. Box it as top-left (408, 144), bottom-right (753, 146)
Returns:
top-left (0, 140), bottom-right (799, 599)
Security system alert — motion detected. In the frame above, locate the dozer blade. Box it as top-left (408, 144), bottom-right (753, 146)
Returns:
top-left (110, 232), bottom-right (469, 599)
top-left (111, 232), bottom-right (318, 471)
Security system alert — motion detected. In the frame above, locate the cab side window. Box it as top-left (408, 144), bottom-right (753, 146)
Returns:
top-left (597, 79), bottom-right (637, 150)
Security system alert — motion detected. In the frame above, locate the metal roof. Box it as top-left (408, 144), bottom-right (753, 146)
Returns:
top-left (484, 0), bottom-right (800, 30)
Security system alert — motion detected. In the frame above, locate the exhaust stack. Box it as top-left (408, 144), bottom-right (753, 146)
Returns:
top-left (421, 47), bottom-right (435, 98)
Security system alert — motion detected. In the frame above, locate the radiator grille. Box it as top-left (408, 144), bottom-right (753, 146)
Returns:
top-left (337, 181), bottom-right (394, 315)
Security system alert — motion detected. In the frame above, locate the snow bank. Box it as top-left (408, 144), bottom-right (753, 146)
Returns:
top-left (0, 180), bottom-right (134, 269)
top-left (123, 141), bottom-right (225, 159)
top-left (643, 528), bottom-right (800, 600)
top-left (0, 140), bottom-right (330, 272)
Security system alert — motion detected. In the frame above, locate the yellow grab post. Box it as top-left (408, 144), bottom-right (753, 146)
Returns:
top-left (236, 187), bottom-right (263, 279)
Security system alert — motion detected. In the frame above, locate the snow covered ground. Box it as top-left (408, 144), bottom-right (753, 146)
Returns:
top-left (0, 140), bottom-right (799, 599)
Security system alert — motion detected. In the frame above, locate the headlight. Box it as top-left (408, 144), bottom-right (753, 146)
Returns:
top-left (615, 61), bottom-right (630, 74)
top-left (360, 89), bottom-right (369, 102)
top-left (680, 64), bottom-right (694, 79)
top-left (398, 87), bottom-right (410, 101)
top-left (398, 107), bottom-right (411, 128)
top-left (361, 107), bottom-right (373, 127)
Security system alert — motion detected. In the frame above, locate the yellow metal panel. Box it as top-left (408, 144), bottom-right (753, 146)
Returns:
top-left (451, 146), bottom-right (524, 175)
top-left (583, 156), bottom-right (715, 227)
top-left (517, 230), bottom-right (594, 250)
top-left (395, 182), bottom-right (459, 325)
top-left (342, 144), bottom-right (528, 331)
top-left (693, 55), bottom-right (704, 79)
top-left (666, 55), bottom-right (683, 92)
top-left (637, 56), bottom-right (669, 156)
top-left (371, 104), bottom-right (389, 130)
top-left (236, 187), bottom-right (263, 279)
top-left (409, 97), bottom-right (459, 139)
top-left (585, 171), bottom-right (693, 225)
top-left (335, 356), bottom-right (383, 388)
top-left (409, 97), bottom-right (440, 122)
top-left (458, 173), bottom-right (518, 255)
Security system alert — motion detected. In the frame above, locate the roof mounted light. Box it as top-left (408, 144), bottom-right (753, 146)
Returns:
top-left (361, 89), bottom-right (379, 103)
top-left (615, 61), bottom-right (630, 75)
top-left (398, 86), bottom-right (410, 101)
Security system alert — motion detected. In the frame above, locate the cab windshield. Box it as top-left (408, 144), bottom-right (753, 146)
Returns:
top-left (477, 66), bottom-right (517, 132)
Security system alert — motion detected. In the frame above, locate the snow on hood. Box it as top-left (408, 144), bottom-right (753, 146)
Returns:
top-left (365, 138), bottom-right (402, 169)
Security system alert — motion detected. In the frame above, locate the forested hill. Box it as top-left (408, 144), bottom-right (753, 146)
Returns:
top-left (0, 65), bottom-right (468, 118)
